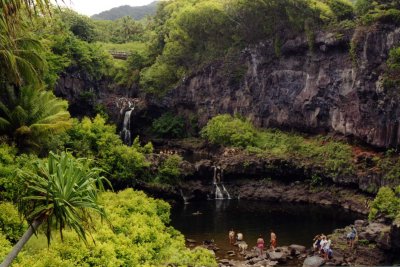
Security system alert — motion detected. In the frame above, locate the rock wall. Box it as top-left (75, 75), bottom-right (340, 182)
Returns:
top-left (163, 23), bottom-right (400, 149)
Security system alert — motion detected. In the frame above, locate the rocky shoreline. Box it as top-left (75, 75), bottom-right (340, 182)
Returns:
top-left (191, 218), bottom-right (397, 267)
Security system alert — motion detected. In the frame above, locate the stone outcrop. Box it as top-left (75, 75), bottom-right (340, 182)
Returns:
top-left (302, 256), bottom-right (325, 267)
top-left (162, 23), bottom-right (400, 149)
top-left (327, 219), bottom-right (395, 266)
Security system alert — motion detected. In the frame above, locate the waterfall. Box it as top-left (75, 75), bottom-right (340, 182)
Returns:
top-left (120, 102), bottom-right (134, 145)
top-left (250, 51), bottom-right (259, 80)
top-left (215, 185), bottom-right (224, 199)
top-left (212, 166), bottom-right (231, 200)
top-left (180, 189), bottom-right (189, 204)
top-left (221, 184), bottom-right (231, 199)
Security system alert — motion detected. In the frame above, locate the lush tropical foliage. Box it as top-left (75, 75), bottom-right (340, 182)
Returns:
top-left (1, 0), bottom-right (400, 265)
top-left (1, 151), bottom-right (107, 266)
top-left (2, 189), bottom-right (216, 267)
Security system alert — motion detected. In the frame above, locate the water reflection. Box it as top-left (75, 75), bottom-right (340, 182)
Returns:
top-left (170, 200), bottom-right (362, 255)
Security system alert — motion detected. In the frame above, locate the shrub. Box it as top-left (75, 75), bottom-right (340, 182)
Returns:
top-left (0, 202), bottom-right (25, 243)
top-left (326, 0), bottom-right (355, 21)
top-left (0, 232), bottom-right (12, 262)
top-left (152, 113), bottom-right (186, 138)
top-left (65, 115), bottom-right (151, 182)
top-left (156, 155), bottom-right (183, 185)
top-left (201, 114), bottom-right (257, 148)
top-left (369, 186), bottom-right (400, 220)
top-left (11, 189), bottom-right (217, 267)
top-left (0, 144), bottom-right (39, 202)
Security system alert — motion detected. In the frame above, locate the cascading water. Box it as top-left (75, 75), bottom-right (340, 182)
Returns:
top-left (220, 170), bottom-right (231, 199)
top-left (180, 189), bottom-right (189, 204)
top-left (120, 102), bottom-right (134, 146)
top-left (212, 166), bottom-right (230, 199)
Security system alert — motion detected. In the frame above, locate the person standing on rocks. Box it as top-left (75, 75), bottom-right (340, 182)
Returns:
top-left (270, 230), bottom-right (277, 251)
top-left (237, 232), bottom-right (243, 242)
top-left (257, 235), bottom-right (265, 256)
top-left (229, 229), bottom-right (235, 244)
top-left (346, 226), bottom-right (357, 249)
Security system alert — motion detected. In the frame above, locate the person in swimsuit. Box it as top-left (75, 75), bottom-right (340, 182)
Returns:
top-left (237, 232), bottom-right (243, 242)
top-left (257, 235), bottom-right (265, 256)
top-left (270, 230), bottom-right (277, 251)
top-left (229, 229), bottom-right (235, 244)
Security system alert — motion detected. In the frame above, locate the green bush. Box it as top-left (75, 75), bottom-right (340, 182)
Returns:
top-left (201, 114), bottom-right (257, 148)
top-left (201, 115), bottom-right (354, 177)
top-left (326, 0), bottom-right (355, 21)
top-left (0, 202), bottom-right (25, 243)
top-left (0, 232), bottom-right (12, 262)
top-left (156, 155), bottom-right (183, 185)
top-left (65, 115), bottom-right (151, 182)
top-left (369, 186), bottom-right (400, 220)
top-left (0, 144), bottom-right (39, 202)
top-left (152, 113), bottom-right (186, 138)
top-left (11, 189), bottom-right (217, 267)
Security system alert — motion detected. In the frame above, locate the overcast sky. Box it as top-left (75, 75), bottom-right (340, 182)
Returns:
top-left (57, 0), bottom-right (156, 16)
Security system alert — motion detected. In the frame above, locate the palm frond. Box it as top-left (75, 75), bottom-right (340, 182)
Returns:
top-left (18, 152), bottom-right (108, 246)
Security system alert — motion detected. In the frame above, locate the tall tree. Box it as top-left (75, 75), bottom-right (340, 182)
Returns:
top-left (0, 152), bottom-right (108, 267)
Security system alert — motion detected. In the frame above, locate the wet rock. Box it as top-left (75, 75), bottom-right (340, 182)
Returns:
top-left (289, 244), bottom-right (306, 255)
top-left (227, 250), bottom-right (236, 257)
top-left (302, 255), bottom-right (325, 267)
top-left (267, 251), bottom-right (286, 262)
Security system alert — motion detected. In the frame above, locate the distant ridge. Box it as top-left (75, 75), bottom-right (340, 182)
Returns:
top-left (91, 1), bottom-right (159, 21)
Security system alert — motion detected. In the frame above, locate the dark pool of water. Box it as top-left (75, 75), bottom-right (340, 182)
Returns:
top-left (170, 200), bottom-right (362, 259)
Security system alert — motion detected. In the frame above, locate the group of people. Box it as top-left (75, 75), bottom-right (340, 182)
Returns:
top-left (228, 229), bottom-right (277, 255)
top-left (225, 226), bottom-right (358, 259)
top-left (313, 234), bottom-right (333, 260)
top-left (313, 226), bottom-right (358, 260)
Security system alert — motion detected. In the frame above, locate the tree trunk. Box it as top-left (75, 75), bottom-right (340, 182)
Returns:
top-left (0, 219), bottom-right (42, 267)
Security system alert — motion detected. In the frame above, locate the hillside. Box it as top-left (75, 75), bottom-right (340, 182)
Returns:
top-left (91, 1), bottom-right (158, 20)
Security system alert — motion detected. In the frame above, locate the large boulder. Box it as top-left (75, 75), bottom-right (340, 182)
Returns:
top-left (268, 251), bottom-right (286, 262)
top-left (302, 256), bottom-right (325, 267)
top-left (359, 222), bottom-right (391, 248)
top-left (289, 244), bottom-right (307, 255)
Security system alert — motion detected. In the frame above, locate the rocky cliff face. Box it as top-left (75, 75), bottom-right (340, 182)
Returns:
top-left (163, 23), bottom-right (400, 149)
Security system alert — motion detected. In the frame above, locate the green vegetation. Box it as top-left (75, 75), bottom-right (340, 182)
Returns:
top-left (355, 0), bottom-right (400, 24)
top-left (369, 186), bottom-right (400, 220)
top-left (156, 154), bottom-right (183, 185)
top-left (0, 144), bottom-right (38, 202)
top-left (0, 86), bottom-right (71, 151)
top-left (0, 202), bottom-right (25, 243)
top-left (2, 151), bottom-right (107, 266)
top-left (4, 189), bottom-right (216, 267)
top-left (64, 115), bottom-right (151, 183)
top-left (201, 114), bottom-right (257, 148)
top-left (152, 112), bottom-right (186, 138)
top-left (202, 114), bottom-right (354, 176)
top-left (383, 47), bottom-right (400, 91)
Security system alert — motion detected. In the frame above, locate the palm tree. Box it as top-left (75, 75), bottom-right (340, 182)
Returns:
top-left (0, 15), bottom-right (45, 86)
top-left (0, 151), bottom-right (108, 267)
top-left (0, 86), bottom-right (72, 149)
top-left (0, 0), bottom-right (62, 86)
